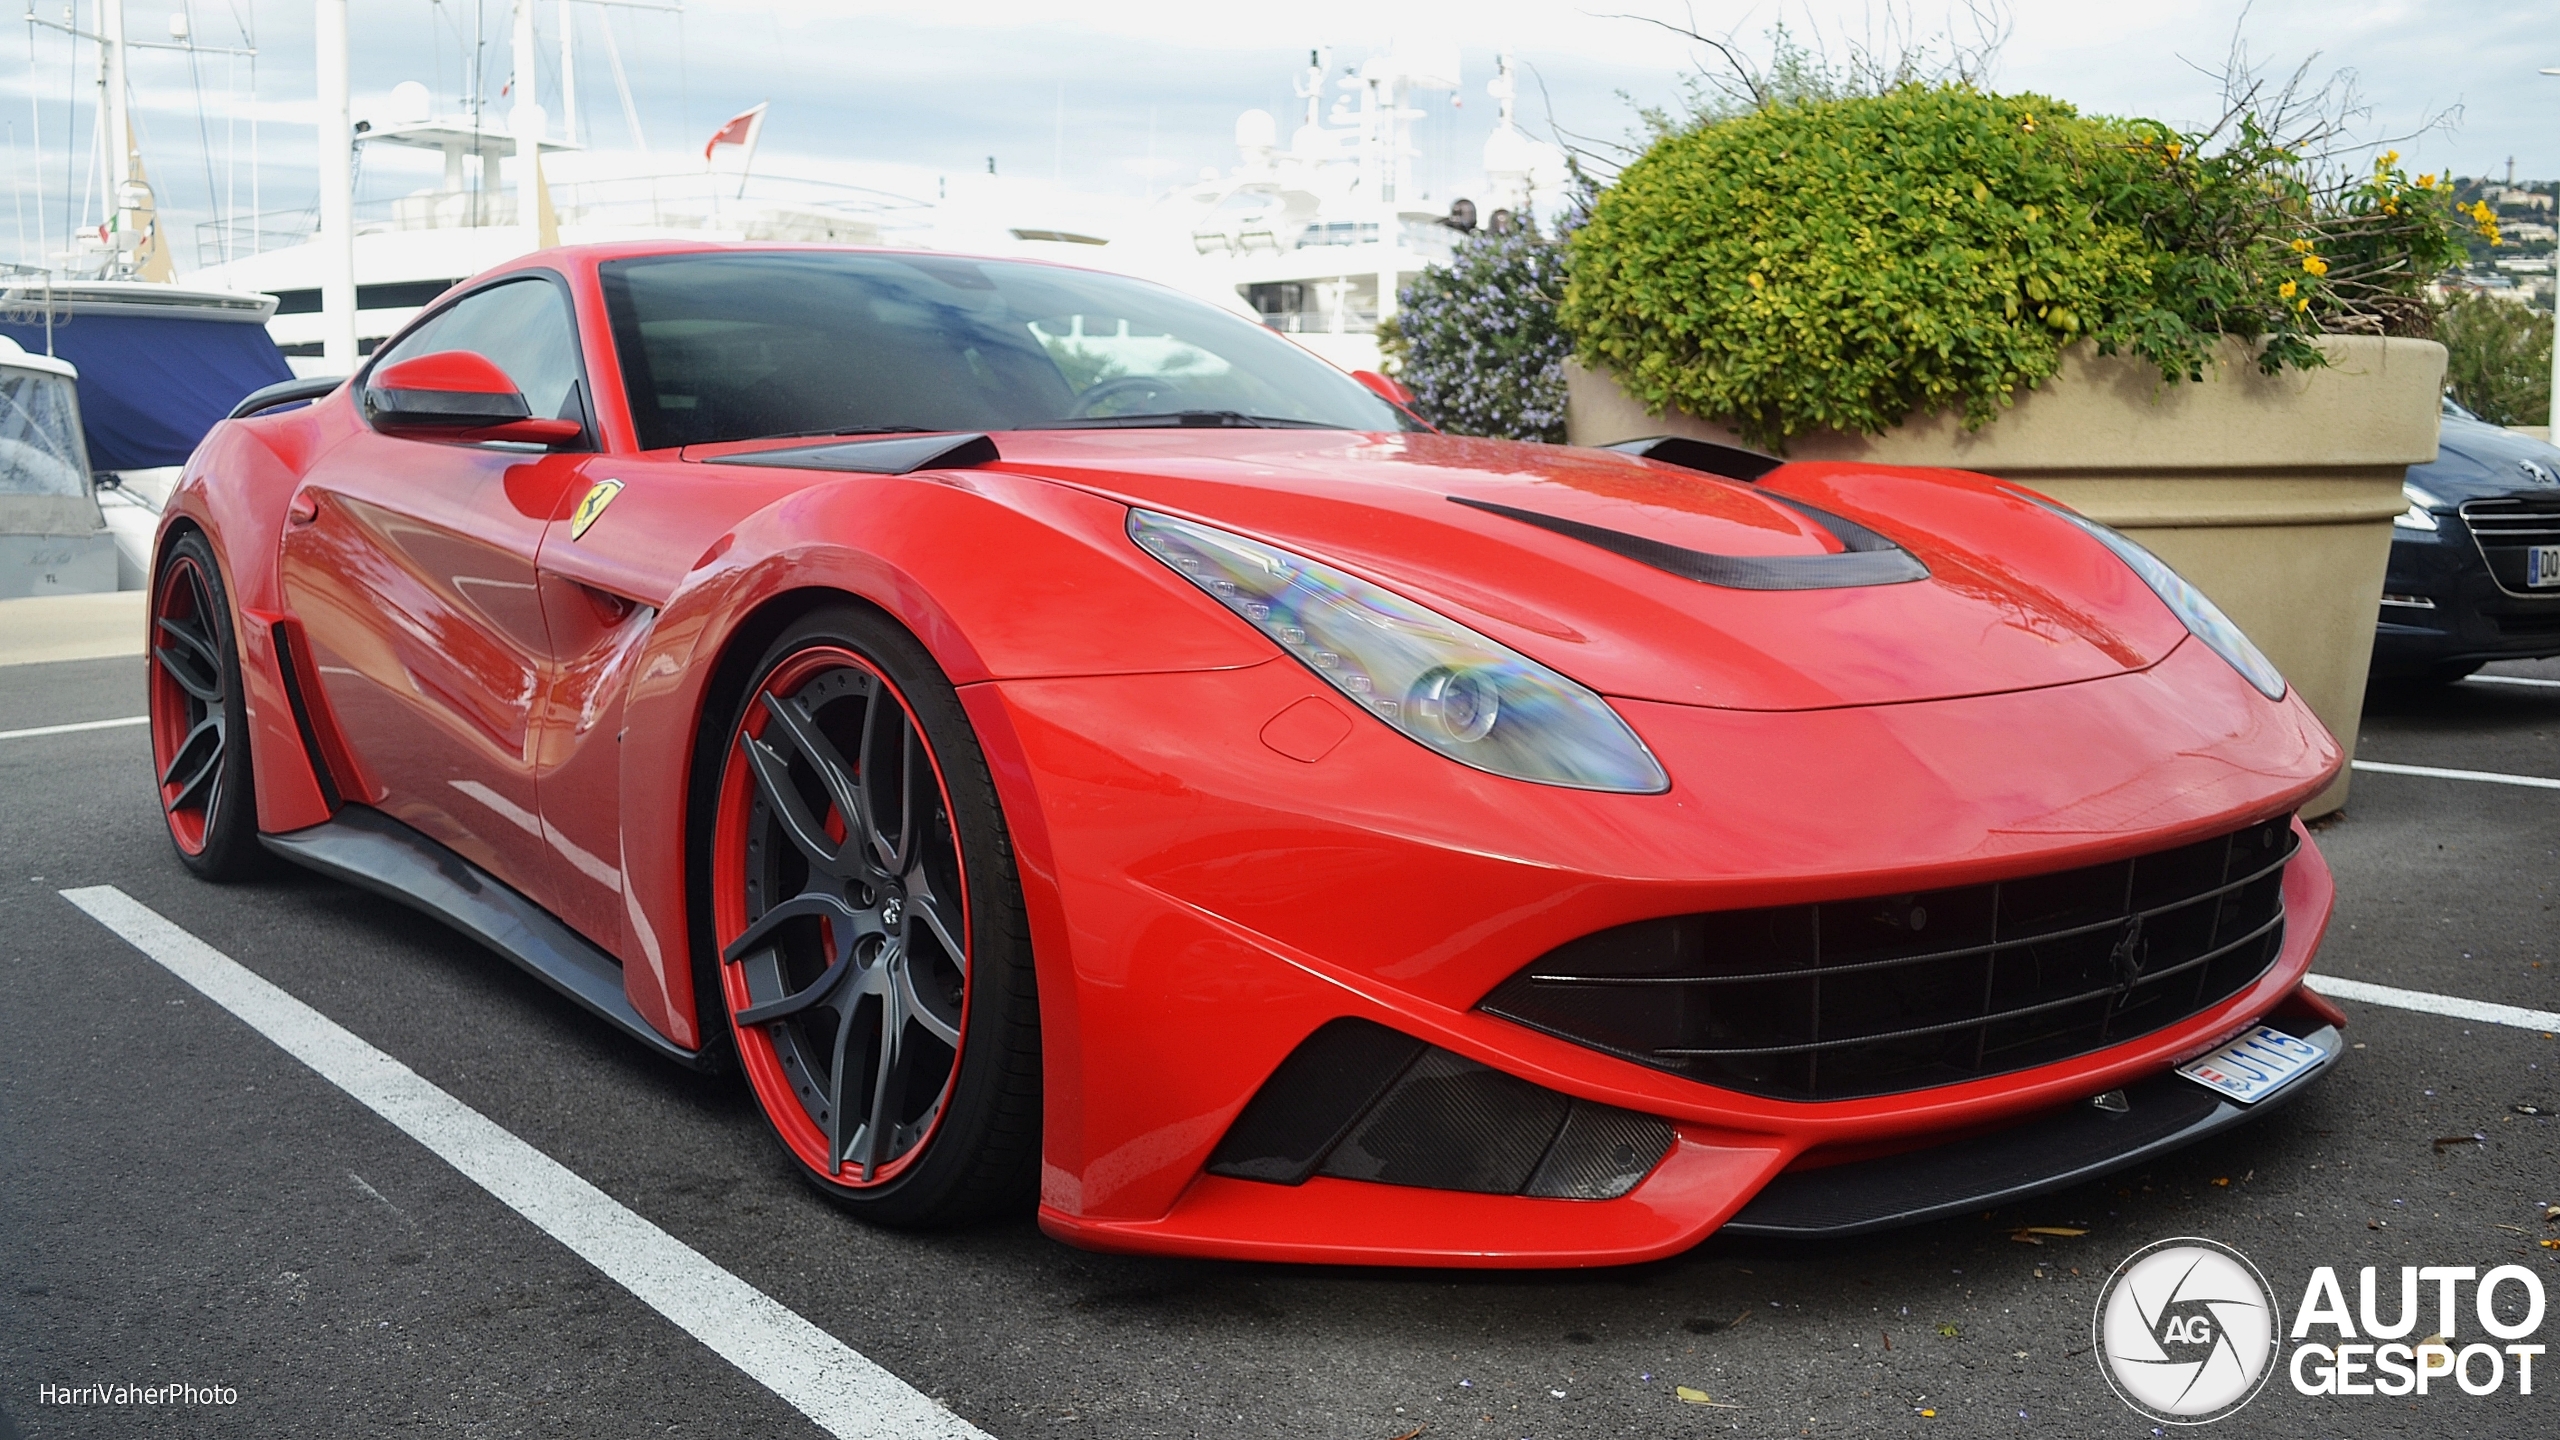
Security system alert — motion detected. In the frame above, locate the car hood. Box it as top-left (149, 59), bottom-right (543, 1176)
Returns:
top-left (986, 430), bottom-right (2188, 712)
top-left (2412, 415), bottom-right (2560, 502)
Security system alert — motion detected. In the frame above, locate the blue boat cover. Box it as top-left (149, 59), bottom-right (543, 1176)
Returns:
top-left (0, 315), bottom-right (292, 471)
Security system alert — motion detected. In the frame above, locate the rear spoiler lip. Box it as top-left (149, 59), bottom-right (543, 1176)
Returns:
top-left (229, 374), bottom-right (346, 421)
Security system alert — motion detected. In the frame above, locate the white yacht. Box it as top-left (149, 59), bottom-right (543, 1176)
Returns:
top-left (1100, 50), bottom-right (1572, 372)
top-left (189, 99), bottom-right (1182, 374)
top-left (188, 105), bottom-right (922, 371)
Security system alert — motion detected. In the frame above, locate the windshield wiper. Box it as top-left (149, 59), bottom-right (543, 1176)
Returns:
top-left (1034, 410), bottom-right (1343, 431)
top-left (736, 424), bottom-right (938, 442)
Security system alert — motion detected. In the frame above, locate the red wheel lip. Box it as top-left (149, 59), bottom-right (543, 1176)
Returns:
top-left (149, 552), bottom-right (213, 855)
top-left (713, 644), bottom-right (974, 1190)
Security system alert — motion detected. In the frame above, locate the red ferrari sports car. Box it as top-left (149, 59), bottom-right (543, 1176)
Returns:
top-left (152, 242), bottom-right (2347, 1266)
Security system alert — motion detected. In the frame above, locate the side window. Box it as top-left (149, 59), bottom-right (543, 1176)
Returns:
top-left (373, 278), bottom-right (583, 423)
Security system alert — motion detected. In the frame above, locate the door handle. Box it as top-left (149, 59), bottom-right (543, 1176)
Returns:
top-left (286, 491), bottom-right (319, 526)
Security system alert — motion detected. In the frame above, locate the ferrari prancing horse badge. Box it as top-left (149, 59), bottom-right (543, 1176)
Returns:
top-left (570, 479), bottom-right (625, 540)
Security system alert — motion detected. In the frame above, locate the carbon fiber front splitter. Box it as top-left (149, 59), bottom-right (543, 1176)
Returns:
top-left (1720, 1022), bottom-right (2342, 1237)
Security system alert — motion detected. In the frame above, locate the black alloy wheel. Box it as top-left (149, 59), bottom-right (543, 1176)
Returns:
top-left (710, 604), bottom-right (1041, 1226)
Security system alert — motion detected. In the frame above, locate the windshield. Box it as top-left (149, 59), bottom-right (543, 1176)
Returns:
top-left (598, 250), bottom-right (1412, 451)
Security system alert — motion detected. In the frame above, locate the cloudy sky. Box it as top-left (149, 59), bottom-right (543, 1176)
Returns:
top-left (3, 0), bottom-right (2548, 274)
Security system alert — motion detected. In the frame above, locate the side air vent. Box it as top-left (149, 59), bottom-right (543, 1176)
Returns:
top-left (1481, 816), bottom-right (2299, 1101)
top-left (1206, 1018), bottom-right (1676, 1200)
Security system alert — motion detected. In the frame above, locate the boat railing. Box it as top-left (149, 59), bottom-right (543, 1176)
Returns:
top-left (1254, 306), bottom-right (1380, 336)
top-left (195, 170), bottom-right (935, 266)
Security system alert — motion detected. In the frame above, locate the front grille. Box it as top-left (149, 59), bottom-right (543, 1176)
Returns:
top-left (1480, 817), bottom-right (2298, 1101)
top-left (2463, 497), bottom-right (2560, 598)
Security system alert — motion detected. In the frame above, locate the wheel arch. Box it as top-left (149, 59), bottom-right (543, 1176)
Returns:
top-left (658, 578), bottom-right (1070, 1140)
top-left (157, 410), bottom-right (361, 836)
top-left (675, 583), bottom-right (851, 1068)
top-left (615, 464), bottom-right (1254, 1055)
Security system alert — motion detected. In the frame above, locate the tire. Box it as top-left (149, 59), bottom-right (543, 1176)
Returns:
top-left (149, 529), bottom-right (267, 880)
top-left (707, 604), bottom-right (1040, 1226)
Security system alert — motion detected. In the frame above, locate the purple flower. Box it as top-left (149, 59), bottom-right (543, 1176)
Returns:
top-left (1388, 230), bottom-right (1573, 443)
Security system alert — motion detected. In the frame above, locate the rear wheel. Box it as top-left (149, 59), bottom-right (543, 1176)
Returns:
top-left (709, 606), bottom-right (1040, 1225)
top-left (149, 530), bottom-right (265, 879)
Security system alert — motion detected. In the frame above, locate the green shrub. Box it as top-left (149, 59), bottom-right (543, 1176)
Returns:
top-left (1561, 86), bottom-right (2480, 449)
top-left (1563, 88), bottom-right (2166, 448)
top-left (2439, 293), bottom-right (2552, 426)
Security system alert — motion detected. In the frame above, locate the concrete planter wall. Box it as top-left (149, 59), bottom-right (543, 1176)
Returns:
top-left (1566, 337), bottom-right (2448, 816)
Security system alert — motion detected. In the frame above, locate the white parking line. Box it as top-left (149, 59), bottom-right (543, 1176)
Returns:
top-left (0, 714), bottom-right (147, 742)
top-left (2308, 975), bottom-right (2560, 1035)
top-left (59, 885), bottom-right (989, 1440)
top-left (2470, 674), bottom-right (2560, 690)
top-left (2350, 759), bottom-right (2560, 792)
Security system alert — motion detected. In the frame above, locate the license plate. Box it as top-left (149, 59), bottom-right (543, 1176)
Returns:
top-left (2177, 1027), bottom-right (2325, 1106)
top-left (2531, 545), bottom-right (2560, 588)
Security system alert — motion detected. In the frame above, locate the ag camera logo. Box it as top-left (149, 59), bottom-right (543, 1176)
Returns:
top-left (2094, 1237), bottom-right (2280, 1423)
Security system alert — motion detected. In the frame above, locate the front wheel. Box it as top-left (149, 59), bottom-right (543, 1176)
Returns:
top-left (709, 606), bottom-right (1040, 1226)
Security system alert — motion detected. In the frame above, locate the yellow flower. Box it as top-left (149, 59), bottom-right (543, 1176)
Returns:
top-left (2379, 149), bottom-right (2400, 168)
top-left (2296, 297), bottom-right (2310, 312)
top-left (2301, 254), bottom-right (2329, 277)
top-left (2279, 280), bottom-right (2298, 299)
top-left (2418, 173), bottom-right (2435, 188)
top-left (2165, 139), bottom-right (2183, 160)
top-left (2288, 237), bottom-right (2315, 253)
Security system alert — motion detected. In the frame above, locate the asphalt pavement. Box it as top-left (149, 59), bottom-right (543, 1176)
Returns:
top-left (3, 650), bottom-right (2555, 1439)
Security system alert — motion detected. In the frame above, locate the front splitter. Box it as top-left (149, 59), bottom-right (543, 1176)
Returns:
top-left (1720, 1022), bottom-right (2343, 1237)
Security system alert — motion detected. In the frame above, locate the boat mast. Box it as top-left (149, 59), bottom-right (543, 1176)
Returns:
top-left (558, 0), bottom-right (576, 146)
top-left (511, 0), bottom-right (542, 254)
top-left (315, 0), bottom-right (357, 368)
top-left (101, 0), bottom-right (131, 253)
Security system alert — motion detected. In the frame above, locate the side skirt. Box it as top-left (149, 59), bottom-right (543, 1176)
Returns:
top-left (261, 805), bottom-right (707, 1069)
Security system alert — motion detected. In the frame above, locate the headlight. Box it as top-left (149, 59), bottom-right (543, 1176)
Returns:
top-left (2395, 480), bottom-right (2443, 532)
top-left (1129, 509), bottom-right (1668, 793)
top-left (2016, 493), bottom-right (2288, 702)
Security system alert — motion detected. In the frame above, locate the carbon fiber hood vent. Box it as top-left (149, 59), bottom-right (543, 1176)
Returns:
top-left (1449, 493), bottom-right (1930, 591)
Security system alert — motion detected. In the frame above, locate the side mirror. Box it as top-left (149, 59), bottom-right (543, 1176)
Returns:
top-left (1351, 369), bottom-right (1415, 407)
top-left (366, 350), bottom-right (582, 446)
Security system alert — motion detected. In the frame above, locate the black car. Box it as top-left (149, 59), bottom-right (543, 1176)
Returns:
top-left (2372, 398), bottom-right (2560, 682)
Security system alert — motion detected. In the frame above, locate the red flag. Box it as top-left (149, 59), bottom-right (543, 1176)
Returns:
top-left (703, 102), bottom-right (769, 163)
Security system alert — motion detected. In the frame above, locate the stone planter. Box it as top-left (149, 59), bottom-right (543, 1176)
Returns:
top-left (1566, 337), bottom-right (2448, 816)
